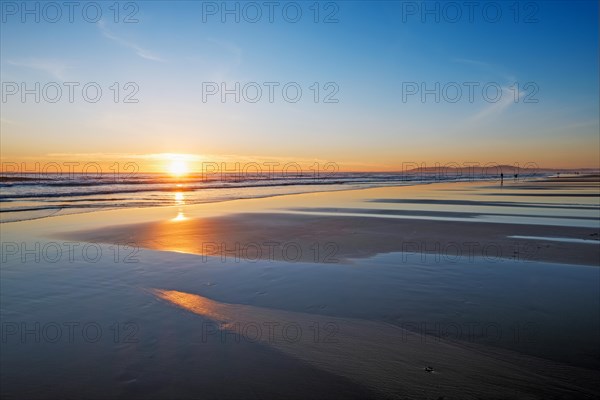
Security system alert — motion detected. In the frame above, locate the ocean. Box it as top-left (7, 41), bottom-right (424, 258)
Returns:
top-left (0, 171), bottom-right (514, 222)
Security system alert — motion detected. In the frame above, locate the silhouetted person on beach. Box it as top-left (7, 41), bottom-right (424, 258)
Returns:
top-left (500, 173), bottom-right (504, 186)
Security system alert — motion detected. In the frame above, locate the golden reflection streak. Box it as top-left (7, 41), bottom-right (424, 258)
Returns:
top-left (174, 192), bottom-right (184, 205)
top-left (171, 211), bottom-right (187, 222)
top-left (153, 289), bottom-right (231, 323)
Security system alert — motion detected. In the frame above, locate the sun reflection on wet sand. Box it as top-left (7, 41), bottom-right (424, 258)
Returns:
top-left (56, 179), bottom-right (600, 265)
top-left (171, 211), bottom-right (187, 222)
top-left (153, 289), bottom-right (231, 322)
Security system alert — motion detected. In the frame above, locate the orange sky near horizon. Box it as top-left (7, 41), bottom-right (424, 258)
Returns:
top-left (1, 149), bottom-right (598, 174)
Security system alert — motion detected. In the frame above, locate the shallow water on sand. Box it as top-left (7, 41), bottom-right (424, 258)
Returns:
top-left (2, 242), bottom-right (599, 397)
top-left (1, 180), bottom-right (599, 398)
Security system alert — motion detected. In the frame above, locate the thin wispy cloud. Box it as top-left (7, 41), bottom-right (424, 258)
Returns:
top-left (45, 152), bottom-right (200, 160)
top-left (452, 58), bottom-right (516, 83)
top-left (98, 20), bottom-right (164, 62)
top-left (450, 59), bottom-right (522, 122)
top-left (546, 120), bottom-right (600, 133)
top-left (468, 85), bottom-right (524, 122)
top-left (0, 118), bottom-right (19, 126)
top-left (6, 58), bottom-right (71, 81)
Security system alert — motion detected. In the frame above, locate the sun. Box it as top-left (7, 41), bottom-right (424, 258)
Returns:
top-left (168, 159), bottom-right (188, 176)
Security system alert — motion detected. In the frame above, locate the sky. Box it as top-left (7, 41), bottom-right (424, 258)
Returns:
top-left (1, 0), bottom-right (598, 171)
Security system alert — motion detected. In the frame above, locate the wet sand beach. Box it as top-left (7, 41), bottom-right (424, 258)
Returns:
top-left (1, 176), bottom-right (599, 399)
top-left (58, 177), bottom-right (600, 266)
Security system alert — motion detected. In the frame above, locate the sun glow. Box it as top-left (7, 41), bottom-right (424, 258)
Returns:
top-left (168, 159), bottom-right (189, 176)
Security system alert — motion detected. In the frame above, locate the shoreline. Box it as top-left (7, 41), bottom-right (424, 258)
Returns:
top-left (0, 176), bottom-right (514, 224)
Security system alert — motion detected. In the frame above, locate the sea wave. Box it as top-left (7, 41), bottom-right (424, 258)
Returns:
top-left (0, 173), bottom-right (520, 222)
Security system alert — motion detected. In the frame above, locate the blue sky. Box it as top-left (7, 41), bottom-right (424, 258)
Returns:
top-left (1, 0), bottom-right (598, 169)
